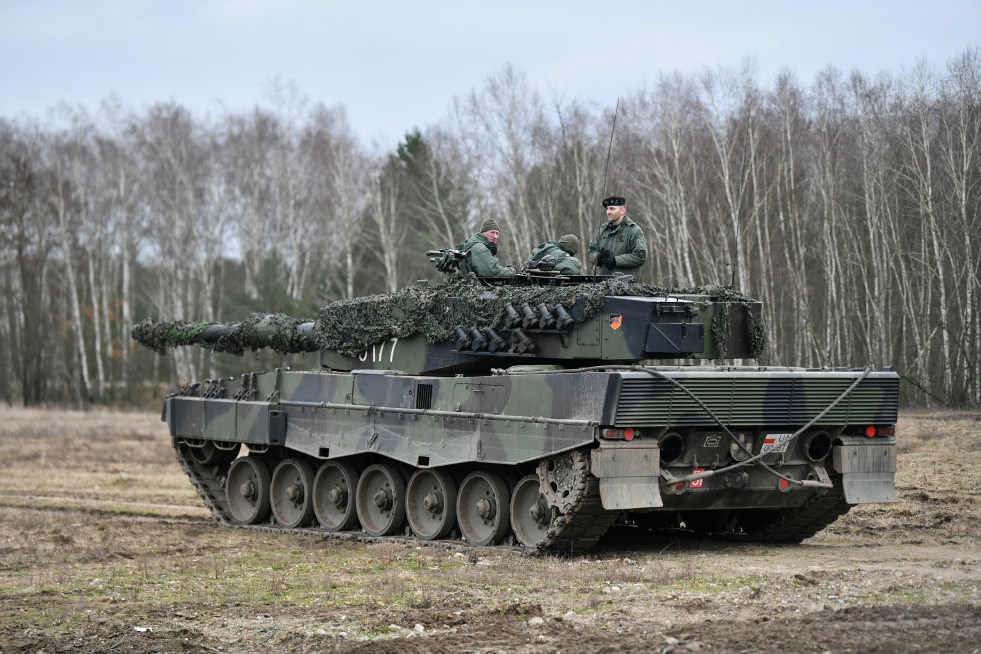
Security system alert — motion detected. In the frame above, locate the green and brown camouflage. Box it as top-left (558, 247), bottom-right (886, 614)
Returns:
top-left (138, 272), bottom-right (898, 552)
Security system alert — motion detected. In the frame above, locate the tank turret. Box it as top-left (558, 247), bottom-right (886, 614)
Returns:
top-left (132, 274), bottom-right (767, 374)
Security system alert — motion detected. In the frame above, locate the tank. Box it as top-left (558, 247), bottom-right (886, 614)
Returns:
top-left (133, 270), bottom-right (899, 552)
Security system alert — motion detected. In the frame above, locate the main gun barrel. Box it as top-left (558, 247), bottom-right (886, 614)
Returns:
top-left (132, 314), bottom-right (318, 356)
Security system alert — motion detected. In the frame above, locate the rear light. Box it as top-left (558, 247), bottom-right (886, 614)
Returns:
top-left (865, 425), bottom-right (895, 437)
top-left (603, 427), bottom-right (637, 440)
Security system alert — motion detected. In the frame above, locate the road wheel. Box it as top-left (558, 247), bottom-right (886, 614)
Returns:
top-left (456, 471), bottom-right (510, 546)
top-left (356, 463), bottom-right (406, 537)
top-left (226, 456), bottom-right (271, 525)
top-left (406, 469), bottom-right (457, 540)
top-left (510, 474), bottom-right (553, 548)
top-left (312, 461), bottom-right (359, 531)
top-left (270, 458), bottom-right (316, 528)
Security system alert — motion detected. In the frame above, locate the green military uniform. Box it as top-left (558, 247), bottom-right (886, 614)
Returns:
top-left (528, 241), bottom-right (582, 274)
top-left (456, 233), bottom-right (516, 278)
top-left (588, 216), bottom-right (647, 276)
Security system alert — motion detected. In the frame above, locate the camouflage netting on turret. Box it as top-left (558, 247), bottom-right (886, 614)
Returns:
top-left (746, 310), bottom-right (768, 360)
top-left (133, 276), bottom-right (763, 358)
top-left (313, 275), bottom-right (758, 357)
top-left (710, 296), bottom-right (769, 360)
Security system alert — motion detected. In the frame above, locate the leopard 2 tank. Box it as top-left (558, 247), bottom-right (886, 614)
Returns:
top-left (133, 272), bottom-right (899, 552)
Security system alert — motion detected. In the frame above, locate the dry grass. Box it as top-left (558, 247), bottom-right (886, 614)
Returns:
top-left (0, 406), bottom-right (979, 652)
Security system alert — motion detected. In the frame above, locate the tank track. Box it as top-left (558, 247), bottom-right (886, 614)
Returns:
top-left (174, 441), bottom-right (618, 554)
top-left (537, 451), bottom-right (621, 553)
top-left (175, 441), bottom-right (848, 550)
top-left (539, 476), bottom-right (620, 552)
top-left (738, 484), bottom-right (852, 543)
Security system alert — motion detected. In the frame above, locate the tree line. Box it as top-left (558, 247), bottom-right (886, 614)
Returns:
top-left (1, 51), bottom-right (978, 408)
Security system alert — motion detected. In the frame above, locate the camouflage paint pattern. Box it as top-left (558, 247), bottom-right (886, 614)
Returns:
top-left (166, 365), bottom-right (899, 513)
top-left (142, 274), bottom-right (897, 546)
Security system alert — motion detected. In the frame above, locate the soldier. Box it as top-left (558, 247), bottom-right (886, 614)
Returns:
top-left (527, 234), bottom-right (583, 274)
top-left (456, 218), bottom-right (517, 278)
top-left (587, 196), bottom-right (647, 276)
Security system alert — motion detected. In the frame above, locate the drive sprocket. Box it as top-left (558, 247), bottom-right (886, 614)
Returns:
top-left (536, 448), bottom-right (619, 552)
top-left (537, 449), bottom-right (590, 514)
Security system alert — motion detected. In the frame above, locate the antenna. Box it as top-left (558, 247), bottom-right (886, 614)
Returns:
top-left (594, 99), bottom-right (621, 279)
top-left (602, 98), bottom-right (620, 195)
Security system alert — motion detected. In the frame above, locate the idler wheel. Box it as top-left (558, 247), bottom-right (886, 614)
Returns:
top-left (270, 458), bottom-right (316, 528)
top-left (456, 471), bottom-right (510, 546)
top-left (356, 463), bottom-right (406, 537)
top-left (406, 469), bottom-right (458, 540)
top-left (510, 474), bottom-right (553, 549)
top-left (313, 461), bottom-right (359, 531)
top-left (226, 457), bottom-right (271, 525)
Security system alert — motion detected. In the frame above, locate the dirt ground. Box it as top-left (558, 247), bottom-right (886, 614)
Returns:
top-left (0, 407), bottom-right (978, 654)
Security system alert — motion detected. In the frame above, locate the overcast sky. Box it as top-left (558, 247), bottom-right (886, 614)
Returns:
top-left (1, 0), bottom-right (978, 148)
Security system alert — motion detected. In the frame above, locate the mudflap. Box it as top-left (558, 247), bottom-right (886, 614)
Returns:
top-left (833, 437), bottom-right (898, 504)
top-left (590, 442), bottom-right (663, 510)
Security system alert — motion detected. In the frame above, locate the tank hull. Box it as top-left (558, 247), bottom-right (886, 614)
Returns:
top-left (165, 365), bottom-right (899, 551)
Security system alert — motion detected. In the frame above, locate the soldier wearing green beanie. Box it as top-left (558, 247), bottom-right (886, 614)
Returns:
top-left (455, 218), bottom-right (516, 278)
top-left (527, 234), bottom-right (583, 274)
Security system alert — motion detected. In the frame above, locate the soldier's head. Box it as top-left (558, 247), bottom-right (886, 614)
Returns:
top-left (558, 234), bottom-right (580, 255)
top-left (480, 218), bottom-right (501, 242)
top-left (603, 196), bottom-right (626, 225)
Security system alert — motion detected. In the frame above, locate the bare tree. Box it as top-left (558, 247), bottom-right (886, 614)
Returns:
top-left (452, 65), bottom-right (546, 260)
top-left (48, 104), bottom-right (97, 404)
top-left (697, 64), bottom-right (762, 290)
top-left (133, 103), bottom-right (229, 382)
top-left (301, 105), bottom-right (369, 300)
top-left (97, 97), bottom-right (143, 401)
top-left (0, 120), bottom-right (59, 404)
top-left (2, 54), bottom-right (980, 407)
top-left (366, 159), bottom-right (401, 292)
top-left (896, 62), bottom-right (954, 399)
top-left (937, 48), bottom-right (981, 404)
top-left (627, 75), bottom-right (702, 286)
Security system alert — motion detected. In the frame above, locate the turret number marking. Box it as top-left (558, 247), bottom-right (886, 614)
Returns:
top-left (358, 337), bottom-right (399, 363)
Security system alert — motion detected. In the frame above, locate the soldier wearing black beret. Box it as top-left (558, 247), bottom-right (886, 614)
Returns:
top-left (588, 196), bottom-right (647, 276)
